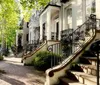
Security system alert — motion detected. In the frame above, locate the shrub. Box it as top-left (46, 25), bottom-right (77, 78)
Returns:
top-left (33, 51), bottom-right (61, 71)
top-left (0, 56), bottom-right (3, 61)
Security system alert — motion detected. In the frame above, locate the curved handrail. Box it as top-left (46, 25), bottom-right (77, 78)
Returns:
top-left (48, 33), bottom-right (96, 77)
top-left (22, 40), bottom-right (47, 62)
top-left (47, 14), bottom-right (96, 77)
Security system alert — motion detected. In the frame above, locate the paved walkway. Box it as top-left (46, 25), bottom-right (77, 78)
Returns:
top-left (0, 57), bottom-right (45, 85)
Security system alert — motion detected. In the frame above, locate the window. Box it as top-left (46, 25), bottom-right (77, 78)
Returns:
top-left (67, 8), bottom-right (72, 18)
top-left (91, 0), bottom-right (95, 13)
top-left (77, 0), bottom-right (82, 26)
top-left (66, 7), bottom-right (72, 29)
top-left (86, 0), bottom-right (95, 16)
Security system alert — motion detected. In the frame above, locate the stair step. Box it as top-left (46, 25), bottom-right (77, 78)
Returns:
top-left (84, 57), bottom-right (100, 61)
top-left (59, 77), bottom-right (85, 85)
top-left (86, 57), bottom-right (100, 66)
top-left (70, 71), bottom-right (100, 85)
top-left (78, 64), bottom-right (100, 76)
top-left (79, 57), bottom-right (91, 64)
top-left (80, 57), bottom-right (100, 66)
top-left (70, 64), bottom-right (84, 72)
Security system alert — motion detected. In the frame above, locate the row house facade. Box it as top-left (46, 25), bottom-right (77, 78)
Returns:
top-left (28, 10), bottom-right (40, 45)
top-left (16, 10), bottom-right (40, 54)
top-left (16, 20), bottom-right (29, 53)
top-left (40, 0), bottom-right (96, 42)
top-left (39, 0), bottom-right (100, 85)
top-left (22, 0), bottom-right (100, 85)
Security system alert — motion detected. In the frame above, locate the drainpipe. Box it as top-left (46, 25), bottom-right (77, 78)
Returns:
top-left (61, 3), bottom-right (63, 31)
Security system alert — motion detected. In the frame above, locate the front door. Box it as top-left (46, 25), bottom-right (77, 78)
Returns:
top-left (42, 23), bottom-right (46, 41)
top-left (18, 34), bottom-right (22, 52)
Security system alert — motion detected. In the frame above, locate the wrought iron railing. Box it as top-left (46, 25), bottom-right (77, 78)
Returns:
top-left (61, 29), bottom-right (73, 40)
top-left (47, 14), bottom-right (96, 68)
top-left (22, 39), bottom-right (47, 62)
top-left (47, 43), bottom-right (62, 67)
top-left (22, 40), bottom-right (41, 56)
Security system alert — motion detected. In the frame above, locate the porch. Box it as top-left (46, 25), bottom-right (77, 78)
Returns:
top-left (40, 4), bottom-right (61, 41)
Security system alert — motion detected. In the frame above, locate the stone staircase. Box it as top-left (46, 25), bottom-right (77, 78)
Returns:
top-left (22, 40), bottom-right (60, 65)
top-left (44, 14), bottom-right (98, 85)
top-left (21, 41), bottom-right (46, 63)
top-left (57, 55), bottom-right (100, 85)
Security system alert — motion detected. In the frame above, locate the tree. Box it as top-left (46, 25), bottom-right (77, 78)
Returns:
top-left (0, 0), bottom-right (20, 48)
top-left (20, 0), bottom-right (50, 9)
top-left (20, 0), bottom-right (50, 21)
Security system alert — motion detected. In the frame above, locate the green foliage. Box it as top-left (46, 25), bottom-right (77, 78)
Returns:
top-left (20, 0), bottom-right (50, 21)
top-left (20, 0), bottom-right (50, 9)
top-left (0, 0), bottom-right (20, 47)
top-left (33, 51), bottom-right (61, 71)
top-left (61, 39), bottom-right (72, 57)
top-left (0, 56), bottom-right (3, 60)
top-left (71, 62), bottom-right (77, 67)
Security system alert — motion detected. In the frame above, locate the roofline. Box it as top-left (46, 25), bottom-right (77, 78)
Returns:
top-left (39, 4), bottom-right (61, 16)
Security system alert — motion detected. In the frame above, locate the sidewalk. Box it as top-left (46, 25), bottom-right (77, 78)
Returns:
top-left (0, 57), bottom-right (45, 85)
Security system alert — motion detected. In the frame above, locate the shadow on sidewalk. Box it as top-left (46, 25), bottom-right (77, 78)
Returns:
top-left (0, 74), bottom-right (25, 85)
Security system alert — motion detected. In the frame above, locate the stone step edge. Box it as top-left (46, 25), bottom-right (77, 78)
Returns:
top-left (59, 77), bottom-right (85, 85)
top-left (70, 71), bottom-right (98, 83)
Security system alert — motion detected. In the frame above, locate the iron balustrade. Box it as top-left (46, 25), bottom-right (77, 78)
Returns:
top-left (48, 14), bottom-right (96, 68)
top-left (23, 40), bottom-right (41, 56)
top-left (47, 43), bottom-right (62, 67)
top-left (61, 29), bottom-right (73, 40)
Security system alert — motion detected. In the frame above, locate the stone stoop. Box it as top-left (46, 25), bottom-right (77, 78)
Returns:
top-left (57, 56), bottom-right (100, 85)
top-left (59, 77), bottom-right (85, 85)
top-left (70, 71), bottom-right (97, 85)
top-left (78, 64), bottom-right (100, 76)
top-left (82, 57), bottom-right (100, 66)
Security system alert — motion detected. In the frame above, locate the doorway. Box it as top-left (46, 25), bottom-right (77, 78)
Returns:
top-left (56, 22), bottom-right (59, 40)
top-left (42, 23), bottom-right (46, 41)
